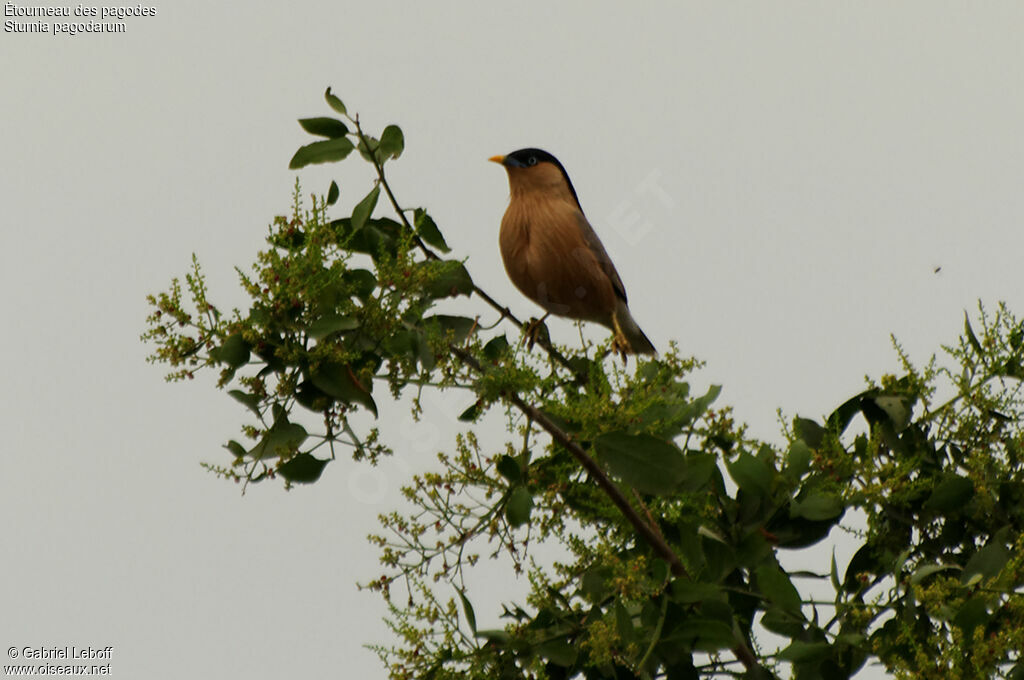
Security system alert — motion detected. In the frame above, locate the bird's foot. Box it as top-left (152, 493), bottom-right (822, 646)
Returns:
top-left (611, 333), bottom-right (631, 364)
top-left (520, 314), bottom-right (550, 350)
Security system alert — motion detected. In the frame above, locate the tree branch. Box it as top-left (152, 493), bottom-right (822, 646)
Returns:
top-left (449, 343), bottom-right (767, 676)
top-left (448, 343), bottom-right (687, 575)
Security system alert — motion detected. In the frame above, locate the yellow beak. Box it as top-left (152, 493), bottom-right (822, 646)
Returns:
top-left (488, 155), bottom-right (506, 164)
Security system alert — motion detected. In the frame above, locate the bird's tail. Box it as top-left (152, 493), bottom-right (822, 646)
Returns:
top-left (613, 301), bottom-right (657, 355)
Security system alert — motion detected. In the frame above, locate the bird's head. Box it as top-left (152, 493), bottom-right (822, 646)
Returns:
top-left (490, 148), bottom-right (581, 208)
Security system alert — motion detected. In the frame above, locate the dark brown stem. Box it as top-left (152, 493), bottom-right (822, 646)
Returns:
top-left (449, 344), bottom-right (769, 676)
top-left (512, 393), bottom-right (686, 569)
top-left (449, 343), bottom-right (686, 576)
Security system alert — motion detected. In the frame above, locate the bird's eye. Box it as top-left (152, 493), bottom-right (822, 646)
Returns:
top-left (527, 156), bottom-right (538, 166)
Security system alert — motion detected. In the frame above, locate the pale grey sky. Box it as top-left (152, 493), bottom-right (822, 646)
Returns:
top-left (4, 2), bottom-right (1024, 678)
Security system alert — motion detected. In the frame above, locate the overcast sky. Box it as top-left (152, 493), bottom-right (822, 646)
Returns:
top-left (4, 3), bottom-right (1024, 678)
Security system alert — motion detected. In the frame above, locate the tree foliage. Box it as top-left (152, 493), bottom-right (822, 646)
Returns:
top-left (142, 89), bottom-right (1024, 680)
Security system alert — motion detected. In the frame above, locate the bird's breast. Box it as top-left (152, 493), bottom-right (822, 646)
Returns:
top-left (498, 195), bottom-right (616, 325)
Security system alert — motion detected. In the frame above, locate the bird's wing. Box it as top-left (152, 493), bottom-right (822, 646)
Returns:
top-left (574, 211), bottom-right (628, 303)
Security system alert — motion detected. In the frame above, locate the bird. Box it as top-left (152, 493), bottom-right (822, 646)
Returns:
top-left (490, 148), bottom-right (656, 356)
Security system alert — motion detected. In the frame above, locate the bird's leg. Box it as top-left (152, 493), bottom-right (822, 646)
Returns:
top-left (520, 313), bottom-right (551, 350)
top-left (610, 317), bottom-right (630, 364)
top-left (612, 335), bottom-right (630, 364)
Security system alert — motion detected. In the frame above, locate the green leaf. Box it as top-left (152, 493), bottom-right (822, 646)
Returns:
top-left (483, 334), bottom-right (510, 361)
top-left (893, 548), bottom-right (913, 578)
top-left (475, 629), bottom-right (511, 644)
top-left (224, 440), bottom-right (246, 459)
top-left (923, 475), bottom-right (975, 512)
top-left (953, 597), bottom-right (990, 633)
top-left (505, 486), bottom-right (533, 527)
top-left (726, 452), bottom-right (772, 498)
top-left (756, 564), bottom-right (803, 615)
top-left (343, 269), bottom-right (377, 301)
top-left (424, 261), bottom-right (474, 299)
top-left (614, 602), bottom-right (634, 640)
top-left (326, 180), bottom-right (339, 205)
top-left (964, 312), bottom-right (983, 354)
top-left (698, 524), bottom-right (729, 544)
top-left (671, 524), bottom-right (704, 577)
top-left (456, 589), bottom-right (477, 634)
top-left (457, 397), bottom-right (485, 422)
top-left (767, 515), bottom-right (836, 549)
top-left (675, 619), bottom-right (737, 652)
top-left (458, 400), bottom-right (483, 422)
top-left (288, 137), bottom-right (355, 169)
top-left (581, 566), bottom-right (613, 601)
top-left (249, 415), bottom-right (308, 461)
top-left (413, 208), bottom-right (451, 253)
top-left (641, 384), bottom-right (720, 439)
top-left (424, 314), bottom-right (476, 343)
top-left (324, 87), bottom-right (347, 116)
top-left (700, 532), bottom-right (736, 581)
top-left (211, 333), bottom-right (250, 368)
top-left (309, 362), bottom-right (378, 417)
top-left (593, 432), bottom-right (687, 496)
top-left (298, 117), bottom-right (349, 138)
top-left (961, 541), bottom-right (1010, 585)
top-left (669, 581), bottom-right (721, 603)
top-left (791, 490), bottom-right (843, 520)
top-left (351, 185), bottom-right (381, 232)
top-left (794, 417), bottom-right (826, 449)
top-left (778, 640), bottom-right (831, 662)
top-left (679, 453), bottom-right (717, 492)
top-left (1010, 323), bottom-right (1024, 350)
top-left (909, 563), bottom-right (957, 585)
top-left (701, 597), bottom-right (733, 625)
top-left (538, 409), bottom-right (581, 434)
top-left (760, 608), bottom-right (805, 638)
top-left (378, 124), bottom-right (405, 160)
top-left (278, 453), bottom-right (328, 483)
top-left (535, 640), bottom-right (577, 667)
top-left (496, 455), bottom-right (522, 483)
top-left (329, 216), bottom-right (406, 260)
top-left (999, 359), bottom-right (1024, 379)
top-left (695, 383), bottom-right (722, 410)
top-left (308, 313), bottom-right (360, 340)
top-left (786, 439), bottom-right (812, 479)
top-left (843, 543), bottom-right (880, 591)
top-left (649, 558), bottom-right (669, 584)
top-left (294, 380), bottom-right (331, 412)
top-left (251, 338), bottom-right (286, 373)
top-left (415, 334), bottom-right (436, 372)
top-left (228, 389), bottom-right (261, 417)
top-left (826, 392), bottom-right (867, 435)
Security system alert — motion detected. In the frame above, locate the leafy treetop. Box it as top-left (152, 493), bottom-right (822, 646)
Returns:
top-left (143, 88), bottom-right (1024, 680)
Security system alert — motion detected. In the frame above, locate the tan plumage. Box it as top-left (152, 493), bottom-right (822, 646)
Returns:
top-left (490, 149), bottom-right (656, 355)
